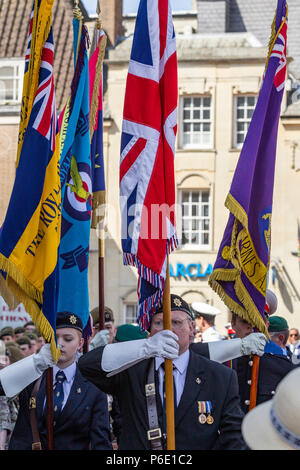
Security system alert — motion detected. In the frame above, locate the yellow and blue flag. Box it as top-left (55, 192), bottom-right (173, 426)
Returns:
top-left (0, 0), bottom-right (61, 361)
top-left (58, 18), bottom-right (91, 330)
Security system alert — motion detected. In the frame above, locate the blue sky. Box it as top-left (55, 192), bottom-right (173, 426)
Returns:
top-left (83, 0), bottom-right (192, 15)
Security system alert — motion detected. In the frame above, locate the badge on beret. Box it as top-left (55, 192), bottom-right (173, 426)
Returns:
top-left (69, 315), bottom-right (77, 325)
top-left (173, 298), bottom-right (182, 307)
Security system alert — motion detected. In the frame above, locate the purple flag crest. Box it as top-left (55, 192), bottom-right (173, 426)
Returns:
top-left (209, 0), bottom-right (288, 336)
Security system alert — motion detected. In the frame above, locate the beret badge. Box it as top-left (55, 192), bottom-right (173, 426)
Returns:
top-left (69, 315), bottom-right (77, 325)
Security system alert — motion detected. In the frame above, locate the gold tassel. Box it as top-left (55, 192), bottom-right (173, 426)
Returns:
top-left (5, 276), bottom-right (60, 362)
top-left (0, 254), bottom-right (43, 305)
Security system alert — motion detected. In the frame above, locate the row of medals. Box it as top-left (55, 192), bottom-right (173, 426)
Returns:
top-left (198, 402), bottom-right (214, 425)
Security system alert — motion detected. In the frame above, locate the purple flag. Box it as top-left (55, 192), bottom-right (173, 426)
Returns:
top-left (209, 0), bottom-right (288, 336)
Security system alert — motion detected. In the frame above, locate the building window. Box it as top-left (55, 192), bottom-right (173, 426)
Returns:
top-left (181, 96), bottom-right (212, 149)
top-left (179, 189), bottom-right (211, 249)
top-left (124, 303), bottom-right (138, 324)
top-left (0, 60), bottom-right (24, 105)
top-left (234, 95), bottom-right (257, 148)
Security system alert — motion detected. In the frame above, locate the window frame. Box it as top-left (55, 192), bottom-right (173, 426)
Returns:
top-left (233, 94), bottom-right (258, 149)
top-left (0, 58), bottom-right (24, 106)
top-left (179, 95), bottom-right (213, 150)
top-left (177, 188), bottom-right (212, 251)
top-left (123, 303), bottom-right (138, 325)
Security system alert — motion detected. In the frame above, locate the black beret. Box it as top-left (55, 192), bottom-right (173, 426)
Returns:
top-left (153, 294), bottom-right (194, 320)
top-left (56, 312), bottom-right (83, 332)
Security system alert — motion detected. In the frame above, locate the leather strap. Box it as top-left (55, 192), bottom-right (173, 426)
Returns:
top-left (29, 377), bottom-right (42, 450)
top-left (145, 359), bottom-right (163, 450)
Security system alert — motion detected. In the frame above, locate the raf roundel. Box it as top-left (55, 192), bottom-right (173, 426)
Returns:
top-left (64, 162), bottom-right (92, 221)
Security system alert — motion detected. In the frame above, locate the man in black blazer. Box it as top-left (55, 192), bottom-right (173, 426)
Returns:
top-left (0, 313), bottom-right (112, 450)
top-left (78, 295), bottom-right (253, 450)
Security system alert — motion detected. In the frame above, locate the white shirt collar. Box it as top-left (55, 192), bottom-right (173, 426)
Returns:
top-left (53, 361), bottom-right (77, 384)
top-left (155, 349), bottom-right (190, 375)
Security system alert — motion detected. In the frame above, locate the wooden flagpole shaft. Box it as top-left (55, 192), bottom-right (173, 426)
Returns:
top-left (249, 355), bottom-right (260, 410)
top-left (46, 367), bottom-right (54, 450)
top-left (163, 257), bottom-right (176, 450)
top-left (98, 233), bottom-right (105, 331)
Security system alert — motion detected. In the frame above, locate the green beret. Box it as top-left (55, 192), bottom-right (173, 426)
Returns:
top-left (5, 344), bottom-right (24, 363)
top-left (0, 327), bottom-right (14, 338)
top-left (14, 327), bottom-right (25, 335)
top-left (115, 324), bottom-right (148, 342)
top-left (16, 336), bottom-right (31, 347)
top-left (268, 316), bottom-right (289, 332)
top-left (23, 332), bottom-right (38, 341)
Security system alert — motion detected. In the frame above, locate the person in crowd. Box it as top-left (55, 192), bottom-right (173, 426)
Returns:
top-left (78, 294), bottom-right (266, 450)
top-left (23, 321), bottom-right (36, 332)
top-left (286, 328), bottom-right (300, 363)
top-left (230, 292), bottom-right (294, 414)
top-left (242, 367), bottom-right (300, 450)
top-left (0, 328), bottom-right (15, 344)
top-left (23, 332), bottom-right (39, 355)
top-left (268, 316), bottom-right (291, 359)
top-left (34, 330), bottom-right (46, 353)
top-left (15, 336), bottom-right (33, 357)
top-left (90, 306), bottom-right (117, 345)
top-left (111, 323), bottom-right (148, 449)
top-left (0, 340), bottom-right (10, 450)
top-left (191, 303), bottom-right (225, 342)
top-left (0, 340), bottom-right (23, 450)
top-left (13, 327), bottom-right (25, 340)
top-left (0, 312), bottom-right (112, 450)
top-left (225, 323), bottom-right (237, 340)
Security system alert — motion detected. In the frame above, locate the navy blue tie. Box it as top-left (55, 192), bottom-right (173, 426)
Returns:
top-left (53, 370), bottom-right (66, 422)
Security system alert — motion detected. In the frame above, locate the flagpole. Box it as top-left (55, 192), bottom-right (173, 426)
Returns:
top-left (249, 355), bottom-right (260, 410)
top-left (163, 257), bottom-right (176, 450)
top-left (94, 1), bottom-right (106, 332)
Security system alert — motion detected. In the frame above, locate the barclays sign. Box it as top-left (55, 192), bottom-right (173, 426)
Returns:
top-left (170, 263), bottom-right (213, 279)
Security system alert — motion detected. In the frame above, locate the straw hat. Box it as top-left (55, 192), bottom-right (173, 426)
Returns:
top-left (242, 367), bottom-right (300, 450)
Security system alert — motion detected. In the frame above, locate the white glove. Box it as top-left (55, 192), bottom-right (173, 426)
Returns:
top-left (208, 333), bottom-right (266, 363)
top-left (89, 329), bottom-right (110, 350)
top-left (33, 344), bottom-right (56, 373)
top-left (0, 344), bottom-right (55, 398)
top-left (102, 330), bottom-right (179, 377)
top-left (241, 333), bottom-right (266, 356)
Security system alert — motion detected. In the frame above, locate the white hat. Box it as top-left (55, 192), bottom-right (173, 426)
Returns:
top-left (191, 302), bottom-right (221, 317)
top-left (242, 367), bottom-right (300, 450)
top-left (265, 289), bottom-right (278, 316)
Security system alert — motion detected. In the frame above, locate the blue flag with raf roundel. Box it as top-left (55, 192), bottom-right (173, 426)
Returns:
top-left (58, 18), bottom-right (91, 329)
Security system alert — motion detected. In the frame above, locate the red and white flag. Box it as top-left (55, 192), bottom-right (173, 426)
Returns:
top-left (120, 0), bottom-right (178, 330)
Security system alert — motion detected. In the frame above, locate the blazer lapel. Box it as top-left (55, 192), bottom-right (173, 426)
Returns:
top-left (56, 366), bottom-right (85, 425)
top-left (175, 350), bottom-right (206, 427)
top-left (36, 372), bottom-right (47, 425)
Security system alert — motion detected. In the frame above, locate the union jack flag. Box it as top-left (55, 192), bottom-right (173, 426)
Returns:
top-left (264, 6), bottom-right (288, 92)
top-left (120, 0), bottom-right (178, 330)
top-left (25, 3), bottom-right (57, 151)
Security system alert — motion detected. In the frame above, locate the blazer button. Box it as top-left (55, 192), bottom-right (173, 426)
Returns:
top-left (247, 380), bottom-right (252, 385)
top-left (244, 400), bottom-right (250, 406)
top-left (248, 360), bottom-right (253, 366)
